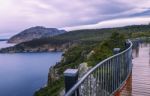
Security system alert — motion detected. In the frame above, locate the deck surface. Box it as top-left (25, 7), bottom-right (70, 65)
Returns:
top-left (120, 43), bottom-right (150, 96)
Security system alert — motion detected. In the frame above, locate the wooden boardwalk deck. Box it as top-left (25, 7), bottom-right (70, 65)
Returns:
top-left (120, 43), bottom-right (150, 96)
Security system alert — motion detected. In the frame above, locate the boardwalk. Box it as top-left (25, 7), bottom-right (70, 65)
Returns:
top-left (64, 41), bottom-right (149, 96)
top-left (120, 43), bottom-right (150, 96)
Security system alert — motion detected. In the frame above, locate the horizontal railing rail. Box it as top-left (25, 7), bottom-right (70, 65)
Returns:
top-left (64, 40), bottom-right (133, 96)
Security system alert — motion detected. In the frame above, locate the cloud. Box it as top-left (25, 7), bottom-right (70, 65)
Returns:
top-left (63, 17), bottom-right (150, 31)
top-left (0, 0), bottom-right (149, 37)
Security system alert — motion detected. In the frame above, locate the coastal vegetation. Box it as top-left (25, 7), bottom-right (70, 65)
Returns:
top-left (0, 25), bottom-right (150, 95)
top-left (34, 32), bottom-right (127, 96)
top-left (34, 25), bottom-right (150, 96)
top-left (0, 25), bottom-right (150, 53)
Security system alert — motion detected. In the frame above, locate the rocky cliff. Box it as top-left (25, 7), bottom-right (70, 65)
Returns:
top-left (8, 26), bottom-right (66, 44)
top-left (0, 43), bottom-right (70, 53)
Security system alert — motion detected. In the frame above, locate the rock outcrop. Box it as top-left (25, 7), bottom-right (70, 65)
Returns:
top-left (48, 66), bottom-right (59, 86)
top-left (78, 63), bottom-right (89, 78)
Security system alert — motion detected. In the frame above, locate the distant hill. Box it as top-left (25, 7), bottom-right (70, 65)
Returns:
top-left (1, 25), bottom-right (150, 53)
top-left (0, 39), bottom-right (8, 41)
top-left (8, 26), bottom-right (66, 44)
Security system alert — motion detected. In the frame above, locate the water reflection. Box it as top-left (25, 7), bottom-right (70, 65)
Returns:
top-left (140, 42), bottom-right (150, 65)
top-left (132, 46), bottom-right (139, 58)
top-left (141, 42), bottom-right (149, 48)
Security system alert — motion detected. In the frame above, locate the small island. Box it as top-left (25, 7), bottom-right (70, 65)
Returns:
top-left (0, 39), bottom-right (8, 41)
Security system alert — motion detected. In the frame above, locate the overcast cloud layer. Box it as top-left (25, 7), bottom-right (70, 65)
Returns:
top-left (0, 0), bottom-right (150, 38)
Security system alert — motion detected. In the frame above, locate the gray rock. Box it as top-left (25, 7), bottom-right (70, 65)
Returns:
top-left (48, 66), bottom-right (59, 86)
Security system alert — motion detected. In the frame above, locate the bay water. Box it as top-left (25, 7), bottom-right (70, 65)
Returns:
top-left (0, 41), bottom-right (62, 96)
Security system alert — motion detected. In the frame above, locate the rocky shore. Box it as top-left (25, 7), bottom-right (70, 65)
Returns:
top-left (0, 43), bottom-right (70, 53)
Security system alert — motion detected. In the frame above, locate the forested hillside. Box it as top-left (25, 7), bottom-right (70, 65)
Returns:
top-left (0, 25), bottom-right (150, 53)
top-left (33, 25), bottom-right (150, 96)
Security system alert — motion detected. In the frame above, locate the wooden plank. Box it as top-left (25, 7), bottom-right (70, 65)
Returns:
top-left (119, 43), bottom-right (150, 96)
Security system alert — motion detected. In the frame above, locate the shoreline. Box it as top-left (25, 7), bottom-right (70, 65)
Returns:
top-left (0, 50), bottom-right (63, 54)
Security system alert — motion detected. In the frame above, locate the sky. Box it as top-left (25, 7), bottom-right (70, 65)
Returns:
top-left (0, 0), bottom-right (150, 38)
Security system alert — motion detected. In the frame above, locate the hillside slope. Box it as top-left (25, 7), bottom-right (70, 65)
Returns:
top-left (1, 25), bottom-right (150, 53)
top-left (8, 26), bottom-right (66, 44)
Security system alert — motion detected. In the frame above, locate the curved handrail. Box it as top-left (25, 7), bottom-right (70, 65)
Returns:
top-left (65, 40), bottom-right (133, 96)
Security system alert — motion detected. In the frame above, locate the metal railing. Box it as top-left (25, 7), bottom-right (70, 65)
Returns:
top-left (65, 40), bottom-right (133, 96)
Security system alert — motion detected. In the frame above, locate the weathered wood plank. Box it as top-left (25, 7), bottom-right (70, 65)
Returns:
top-left (119, 43), bottom-right (150, 96)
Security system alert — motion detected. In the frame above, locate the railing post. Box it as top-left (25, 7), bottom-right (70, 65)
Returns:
top-left (113, 48), bottom-right (121, 89)
top-left (113, 48), bottom-right (120, 54)
top-left (64, 69), bottom-right (79, 96)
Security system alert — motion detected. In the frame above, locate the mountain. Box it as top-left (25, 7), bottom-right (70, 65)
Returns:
top-left (1, 25), bottom-right (150, 53)
top-left (8, 26), bottom-right (66, 44)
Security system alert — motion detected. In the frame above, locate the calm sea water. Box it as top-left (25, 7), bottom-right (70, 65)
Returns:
top-left (0, 41), bottom-right (62, 96)
top-left (0, 41), bottom-right (14, 49)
